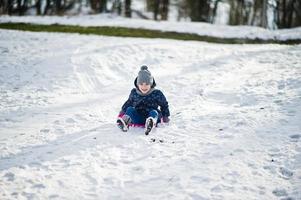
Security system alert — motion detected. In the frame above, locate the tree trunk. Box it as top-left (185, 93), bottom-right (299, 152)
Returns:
top-left (36, 0), bottom-right (41, 15)
top-left (188, 0), bottom-right (201, 21)
top-left (56, 0), bottom-right (62, 14)
top-left (275, 0), bottom-right (299, 28)
top-left (146, 0), bottom-right (153, 12)
top-left (230, 0), bottom-right (243, 25)
top-left (238, 0), bottom-right (244, 24)
top-left (201, 0), bottom-right (210, 22)
top-left (230, 0), bottom-right (256, 25)
top-left (160, 0), bottom-right (169, 20)
top-left (44, 0), bottom-right (51, 15)
top-left (230, 0), bottom-right (245, 25)
top-left (125, 0), bottom-right (131, 17)
top-left (17, 0), bottom-right (22, 15)
top-left (251, 0), bottom-right (259, 25)
top-left (153, 0), bottom-right (160, 20)
top-left (90, 0), bottom-right (98, 12)
top-left (295, 0), bottom-right (301, 26)
top-left (0, 0), bottom-right (3, 14)
top-left (99, 0), bottom-right (107, 13)
top-left (22, 0), bottom-right (28, 15)
top-left (282, 0), bottom-right (287, 27)
top-left (287, 0), bottom-right (296, 27)
top-left (8, 0), bottom-right (13, 15)
top-left (261, 0), bottom-right (268, 28)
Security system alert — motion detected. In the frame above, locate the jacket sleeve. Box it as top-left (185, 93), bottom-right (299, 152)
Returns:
top-left (158, 90), bottom-right (170, 117)
top-left (121, 89), bottom-right (135, 113)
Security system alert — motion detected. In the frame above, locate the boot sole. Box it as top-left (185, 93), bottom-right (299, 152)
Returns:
top-left (117, 117), bottom-right (128, 132)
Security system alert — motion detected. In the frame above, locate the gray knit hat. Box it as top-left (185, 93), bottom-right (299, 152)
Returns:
top-left (137, 65), bottom-right (153, 85)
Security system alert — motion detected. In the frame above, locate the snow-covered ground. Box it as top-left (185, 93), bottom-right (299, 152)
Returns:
top-left (0, 29), bottom-right (301, 200)
top-left (1, 14), bottom-right (301, 41)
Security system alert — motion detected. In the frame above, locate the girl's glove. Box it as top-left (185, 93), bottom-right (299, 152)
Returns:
top-left (162, 116), bottom-right (170, 123)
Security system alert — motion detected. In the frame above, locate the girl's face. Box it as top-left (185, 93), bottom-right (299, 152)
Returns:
top-left (138, 83), bottom-right (151, 94)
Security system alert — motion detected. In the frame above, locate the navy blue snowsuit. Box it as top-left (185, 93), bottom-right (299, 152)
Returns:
top-left (121, 78), bottom-right (170, 124)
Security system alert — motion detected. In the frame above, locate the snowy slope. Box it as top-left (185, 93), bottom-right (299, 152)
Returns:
top-left (0, 29), bottom-right (301, 200)
top-left (1, 14), bottom-right (301, 41)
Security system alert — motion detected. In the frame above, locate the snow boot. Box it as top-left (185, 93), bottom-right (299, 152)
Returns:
top-left (117, 115), bottom-right (131, 132)
top-left (145, 117), bottom-right (156, 135)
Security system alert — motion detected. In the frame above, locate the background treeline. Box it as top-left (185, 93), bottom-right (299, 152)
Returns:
top-left (0, 0), bottom-right (300, 29)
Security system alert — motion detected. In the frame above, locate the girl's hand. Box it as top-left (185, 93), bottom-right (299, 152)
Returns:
top-left (162, 116), bottom-right (170, 123)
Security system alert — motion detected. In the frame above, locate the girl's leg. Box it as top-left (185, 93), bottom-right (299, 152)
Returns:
top-left (144, 110), bottom-right (159, 135)
top-left (125, 107), bottom-right (145, 124)
top-left (148, 110), bottom-right (159, 122)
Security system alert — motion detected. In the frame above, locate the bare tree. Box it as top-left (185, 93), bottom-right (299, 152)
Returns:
top-left (161, 0), bottom-right (169, 20)
top-left (229, 0), bottom-right (271, 28)
top-left (146, 0), bottom-right (153, 12)
top-left (153, 0), bottom-right (160, 20)
top-left (276, 0), bottom-right (300, 28)
top-left (261, 0), bottom-right (268, 28)
top-left (229, 0), bottom-right (245, 25)
top-left (187, 0), bottom-right (210, 22)
top-left (296, 0), bottom-right (301, 26)
top-left (250, 0), bottom-right (267, 27)
top-left (0, 0), bottom-right (8, 14)
top-left (100, 0), bottom-right (107, 12)
top-left (151, 0), bottom-right (170, 21)
top-left (124, 0), bottom-right (131, 17)
top-left (90, 0), bottom-right (107, 13)
top-left (36, 0), bottom-right (41, 15)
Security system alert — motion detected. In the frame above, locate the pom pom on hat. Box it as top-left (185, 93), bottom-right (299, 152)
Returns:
top-left (140, 65), bottom-right (148, 70)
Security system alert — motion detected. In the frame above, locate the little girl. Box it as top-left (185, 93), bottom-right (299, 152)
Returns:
top-left (117, 65), bottom-right (170, 134)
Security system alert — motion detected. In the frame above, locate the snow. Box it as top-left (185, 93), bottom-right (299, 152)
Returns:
top-left (1, 14), bottom-right (301, 41)
top-left (0, 28), bottom-right (301, 200)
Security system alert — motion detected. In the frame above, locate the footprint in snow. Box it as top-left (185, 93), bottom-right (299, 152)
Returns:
top-left (269, 147), bottom-right (281, 153)
top-left (263, 165), bottom-right (277, 174)
top-left (233, 148), bottom-right (245, 153)
top-left (218, 133), bottom-right (234, 139)
top-left (257, 186), bottom-right (266, 195)
top-left (11, 192), bottom-right (18, 197)
top-left (53, 120), bottom-right (60, 125)
top-left (280, 198), bottom-right (295, 200)
top-left (211, 184), bottom-right (234, 193)
top-left (287, 110), bottom-right (296, 116)
top-left (3, 172), bottom-right (15, 182)
top-left (131, 166), bottom-right (145, 175)
top-left (189, 194), bottom-right (207, 200)
top-left (279, 167), bottom-right (293, 179)
top-left (31, 184), bottom-right (46, 189)
top-left (272, 188), bottom-right (288, 197)
top-left (190, 175), bottom-right (211, 183)
top-left (75, 114), bottom-right (88, 121)
top-left (65, 118), bottom-right (76, 123)
top-left (223, 171), bottom-right (240, 184)
top-left (40, 129), bottom-right (50, 133)
top-left (85, 174), bottom-right (98, 185)
top-left (211, 185), bottom-right (222, 193)
top-left (289, 134), bottom-right (301, 142)
top-left (49, 194), bottom-right (60, 199)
